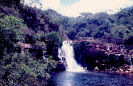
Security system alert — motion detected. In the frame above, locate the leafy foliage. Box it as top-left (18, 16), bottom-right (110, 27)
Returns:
top-left (33, 41), bottom-right (46, 51)
top-left (110, 26), bottom-right (133, 44)
top-left (46, 31), bottom-right (63, 47)
top-left (75, 29), bottom-right (91, 39)
top-left (67, 28), bottom-right (77, 40)
top-left (0, 52), bottom-right (56, 86)
top-left (0, 14), bottom-right (24, 56)
top-left (64, 6), bottom-right (133, 45)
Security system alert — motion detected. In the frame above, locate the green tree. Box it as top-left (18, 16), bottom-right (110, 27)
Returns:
top-left (0, 52), bottom-right (56, 85)
top-left (111, 26), bottom-right (133, 44)
top-left (111, 26), bottom-right (132, 38)
top-left (0, 14), bottom-right (24, 56)
top-left (67, 28), bottom-right (77, 40)
top-left (32, 41), bottom-right (46, 51)
top-left (46, 31), bottom-right (62, 47)
top-left (75, 29), bottom-right (91, 39)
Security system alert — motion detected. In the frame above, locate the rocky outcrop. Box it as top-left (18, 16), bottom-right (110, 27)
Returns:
top-left (74, 40), bottom-right (133, 72)
top-left (51, 62), bottom-right (66, 71)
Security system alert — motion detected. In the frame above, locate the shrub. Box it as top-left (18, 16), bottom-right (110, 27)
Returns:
top-left (0, 52), bottom-right (56, 86)
top-left (110, 26), bottom-right (133, 44)
top-left (33, 41), bottom-right (46, 51)
top-left (0, 14), bottom-right (24, 56)
top-left (46, 31), bottom-right (63, 47)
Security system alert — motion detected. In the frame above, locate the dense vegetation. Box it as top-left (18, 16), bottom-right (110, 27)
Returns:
top-left (0, 0), bottom-right (133, 85)
top-left (66, 10), bottom-right (133, 44)
top-left (0, 1), bottom-right (58, 85)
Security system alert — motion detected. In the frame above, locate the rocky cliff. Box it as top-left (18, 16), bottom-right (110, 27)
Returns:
top-left (74, 39), bottom-right (133, 72)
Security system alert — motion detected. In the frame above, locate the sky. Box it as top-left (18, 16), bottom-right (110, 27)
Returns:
top-left (25, 0), bottom-right (133, 17)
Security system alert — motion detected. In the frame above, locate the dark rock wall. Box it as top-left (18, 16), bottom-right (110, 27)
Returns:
top-left (73, 41), bottom-right (130, 71)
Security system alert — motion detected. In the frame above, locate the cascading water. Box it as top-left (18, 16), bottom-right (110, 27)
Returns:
top-left (58, 40), bottom-right (84, 72)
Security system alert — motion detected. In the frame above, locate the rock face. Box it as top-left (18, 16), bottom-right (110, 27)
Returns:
top-left (51, 62), bottom-right (66, 71)
top-left (74, 40), bottom-right (133, 72)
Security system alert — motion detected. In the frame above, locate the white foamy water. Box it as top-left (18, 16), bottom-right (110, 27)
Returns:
top-left (58, 40), bottom-right (84, 72)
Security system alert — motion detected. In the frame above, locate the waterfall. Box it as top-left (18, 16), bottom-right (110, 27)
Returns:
top-left (58, 40), bottom-right (84, 72)
top-left (42, 51), bottom-right (46, 60)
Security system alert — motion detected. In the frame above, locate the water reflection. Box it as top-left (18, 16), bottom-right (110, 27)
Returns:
top-left (55, 71), bottom-right (76, 86)
top-left (48, 71), bottom-right (133, 86)
top-left (63, 72), bottom-right (75, 86)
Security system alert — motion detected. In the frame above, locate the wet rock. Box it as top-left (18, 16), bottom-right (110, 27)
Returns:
top-left (73, 39), bottom-right (133, 72)
top-left (51, 62), bottom-right (66, 71)
top-left (94, 66), bottom-right (99, 71)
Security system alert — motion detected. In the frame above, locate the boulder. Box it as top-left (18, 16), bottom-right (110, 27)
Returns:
top-left (51, 62), bottom-right (66, 71)
top-left (94, 66), bottom-right (99, 71)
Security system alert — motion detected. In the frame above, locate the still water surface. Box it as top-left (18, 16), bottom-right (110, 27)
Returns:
top-left (48, 71), bottom-right (133, 86)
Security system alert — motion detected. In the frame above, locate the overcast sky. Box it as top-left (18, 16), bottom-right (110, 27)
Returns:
top-left (25, 0), bottom-right (133, 17)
